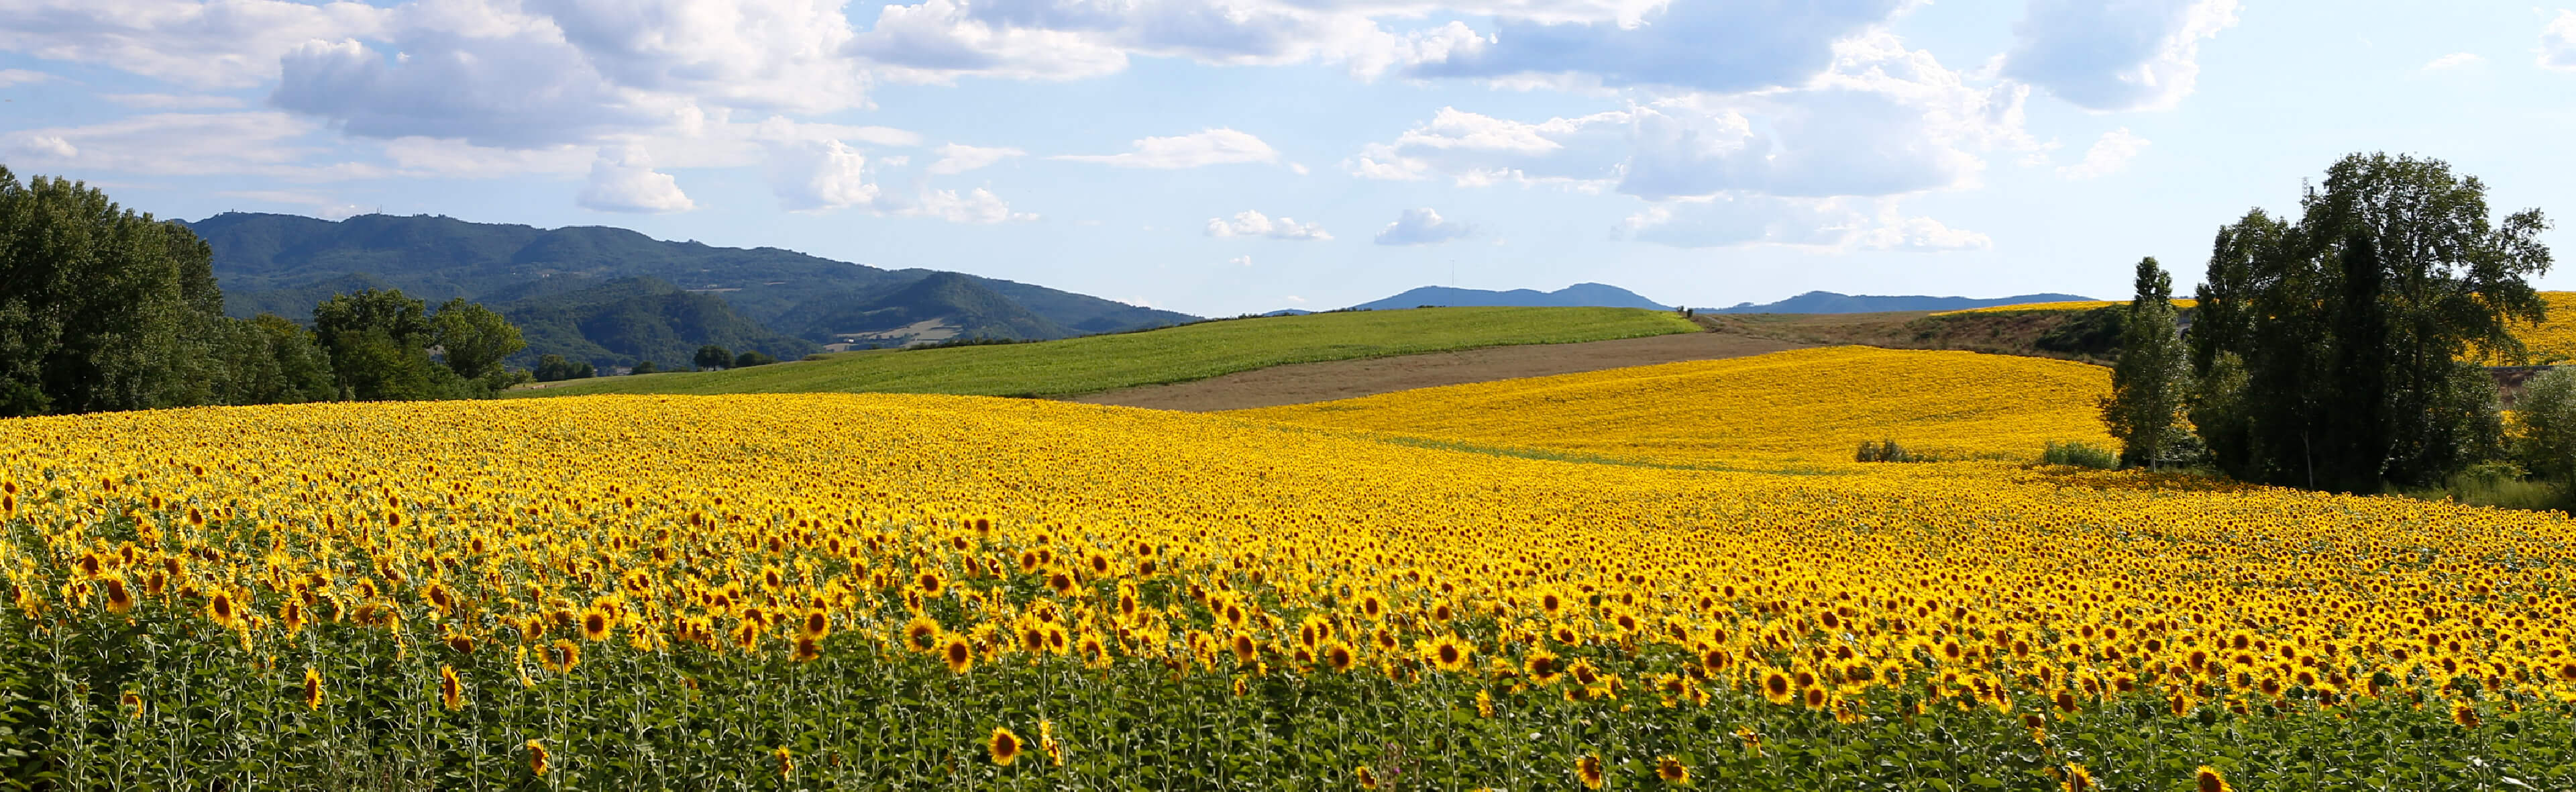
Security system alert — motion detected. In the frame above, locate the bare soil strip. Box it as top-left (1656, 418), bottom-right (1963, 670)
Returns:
top-left (1070, 331), bottom-right (1814, 411)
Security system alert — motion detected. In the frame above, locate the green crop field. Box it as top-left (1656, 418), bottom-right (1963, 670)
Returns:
top-left (506, 306), bottom-right (1699, 399)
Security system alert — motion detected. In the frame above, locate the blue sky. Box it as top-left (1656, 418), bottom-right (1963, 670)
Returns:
top-left (3, 0), bottom-right (2573, 317)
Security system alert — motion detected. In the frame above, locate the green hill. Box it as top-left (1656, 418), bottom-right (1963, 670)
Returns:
top-left (508, 306), bottom-right (1699, 399)
top-left (182, 211), bottom-right (1199, 352)
top-left (788, 271), bottom-right (1075, 344)
top-left (495, 278), bottom-right (820, 370)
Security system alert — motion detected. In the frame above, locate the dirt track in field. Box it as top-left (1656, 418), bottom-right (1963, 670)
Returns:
top-left (1068, 331), bottom-right (1815, 411)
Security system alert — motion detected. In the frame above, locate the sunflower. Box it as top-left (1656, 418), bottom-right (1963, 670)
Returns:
top-left (580, 607), bottom-right (612, 642)
top-left (438, 664), bottom-right (466, 711)
top-left (1576, 753), bottom-right (1605, 789)
top-left (943, 634), bottom-right (975, 673)
top-left (2196, 766), bottom-right (2233, 792)
top-left (792, 636), bottom-right (822, 663)
top-left (1356, 764), bottom-right (1379, 789)
top-left (121, 691), bottom-right (144, 720)
top-left (527, 740), bottom-right (549, 776)
top-left (904, 615), bottom-right (943, 652)
top-left (1525, 650), bottom-right (1564, 685)
top-left (2061, 763), bottom-right (2096, 792)
top-left (542, 639), bottom-right (581, 673)
top-left (2452, 703), bottom-right (2481, 729)
top-left (1323, 641), bottom-right (1358, 673)
top-left (1425, 636), bottom-right (1472, 673)
top-left (207, 589), bottom-right (242, 630)
top-left (989, 726), bottom-right (1024, 766)
top-left (102, 575), bottom-right (133, 614)
top-left (1040, 718), bottom-right (1065, 766)
top-left (303, 666), bottom-right (324, 710)
top-left (1655, 755), bottom-right (1689, 785)
top-left (775, 746), bottom-right (794, 779)
top-left (1760, 669), bottom-right (1795, 705)
top-left (800, 609), bottom-right (829, 640)
top-left (1230, 633), bottom-right (1259, 666)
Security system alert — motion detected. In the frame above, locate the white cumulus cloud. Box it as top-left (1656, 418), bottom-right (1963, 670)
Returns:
top-left (1374, 207), bottom-right (1471, 246)
top-left (926, 143), bottom-right (1025, 174)
top-left (910, 187), bottom-right (1036, 224)
top-left (577, 144), bottom-right (696, 213)
top-left (2544, 10), bottom-right (2576, 72)
top-left (2055, 128), bottom-right (2150, 180)
top-left (2002, 0), bottom-right (2240, 111)
top-left (1857, 212), bottom-right (1992, 252)
top-left (1056, 128), bottom-right (1278, 168)
top-left (2422, 52), bottom-right (2484, 71)
top-left (1396, 0), bottom-right (1903, 93)
top-left (1206, 210), bottom-right (1330, 240)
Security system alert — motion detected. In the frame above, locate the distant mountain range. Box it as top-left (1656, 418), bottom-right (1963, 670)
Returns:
top-left (1705, 291), bottom-right (2096, 314)
top-left (1347, 283), bottom-right (1672, 311)
top-left (184, 213), bottom-right (1199, 368)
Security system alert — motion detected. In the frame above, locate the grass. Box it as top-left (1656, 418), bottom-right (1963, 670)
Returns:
top-left (506, 306), bottom-right (1699, 399)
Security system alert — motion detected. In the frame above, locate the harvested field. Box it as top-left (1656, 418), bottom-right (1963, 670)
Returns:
top-left (1071, 330), bottom-right (1811, 410)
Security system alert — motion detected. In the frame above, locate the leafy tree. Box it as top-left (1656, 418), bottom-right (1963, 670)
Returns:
top-left (431, 297), bottom-right (525, 387)
top-left (0, 166), bottom-right (231, 415)
top-left (2190, 152), bottom-right (2550, 491)
top-left (631, 360), bottom-right (658, 375)
top-left (313, 289), bottom-right (451, 401)
top-left (2100, 257), bottom-right (2192, 468)
top-left (203, 314), bottom-right (337, 405)
top-left (733, 350), bottom-right (776, 368)
top-left (694, 345), bottom-right (732, 371)
top-left (2515, 368), bottom-right (2576, 481)
top-left (533, 354), bottom-right (594, 382)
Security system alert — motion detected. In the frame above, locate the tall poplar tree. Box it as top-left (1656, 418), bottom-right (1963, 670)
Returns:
top-left (2101, 257), bottom-right (2192, 468)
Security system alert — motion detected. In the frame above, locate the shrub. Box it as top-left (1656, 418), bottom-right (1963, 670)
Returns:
top-left (1856, 439), bottom-right (1922, 463)
top-left (2043, 441), bottom-right (2118, 469)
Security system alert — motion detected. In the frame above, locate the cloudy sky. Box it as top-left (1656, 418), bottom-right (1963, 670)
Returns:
top-left (3, 0), bottom-right (2572, 315)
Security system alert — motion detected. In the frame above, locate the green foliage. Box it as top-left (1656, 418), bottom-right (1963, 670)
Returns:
top-left (693, 345), bottom-right (732, 371)
top-left (429, 297), bottom-right (524, 385)
top-left (533, 354), bottom-right (595, 382)
top-left (2190, 152), bottom-right (2547, 491)
top-left (200, 314), bottom-right (338, 405)
top-left (313, 289), bottom-right (521, 399)
top-left (0, 166), bottom-right (235, 416)
top-left (2517, 367), bottom-right (2576, 481)
top-left (2042, 440), bottom-right (2119, 469)
top-left (732, 350), bottom-right (777, 368)
top-left (514, 307), bottom-right (1702, 400)
top-left (629, 360), bottom-right (658, 375)
top-left (2031, 305), bottom-right (2126, 358)
top-left (2100, 258), bottom-right (2194, 468)
top-left (1854, 439), bottom-right (1920, 462)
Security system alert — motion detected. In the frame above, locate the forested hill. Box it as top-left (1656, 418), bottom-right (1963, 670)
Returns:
top-left (184, 212), bottom-right (1198, 367)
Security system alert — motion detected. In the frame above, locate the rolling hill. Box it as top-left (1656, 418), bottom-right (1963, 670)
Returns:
top-left (508, 306), bottom-right (1699, 399)
top-left (493, 277), bottom-right (819, 369)
top-left (183, 212), bottom-right (1198, 361)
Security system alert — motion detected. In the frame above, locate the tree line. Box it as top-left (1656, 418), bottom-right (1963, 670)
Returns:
top-left (2102, 152), bottom-right (2559, 495)
top-left (0, 167), bottom-right (527, 417)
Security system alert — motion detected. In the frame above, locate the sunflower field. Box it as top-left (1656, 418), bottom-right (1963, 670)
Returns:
top-left (6, 348), bottom-right (2576, 791)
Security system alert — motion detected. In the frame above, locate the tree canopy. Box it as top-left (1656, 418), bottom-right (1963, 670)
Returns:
top-left (2190, 152), bottom-right (2551, 491)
